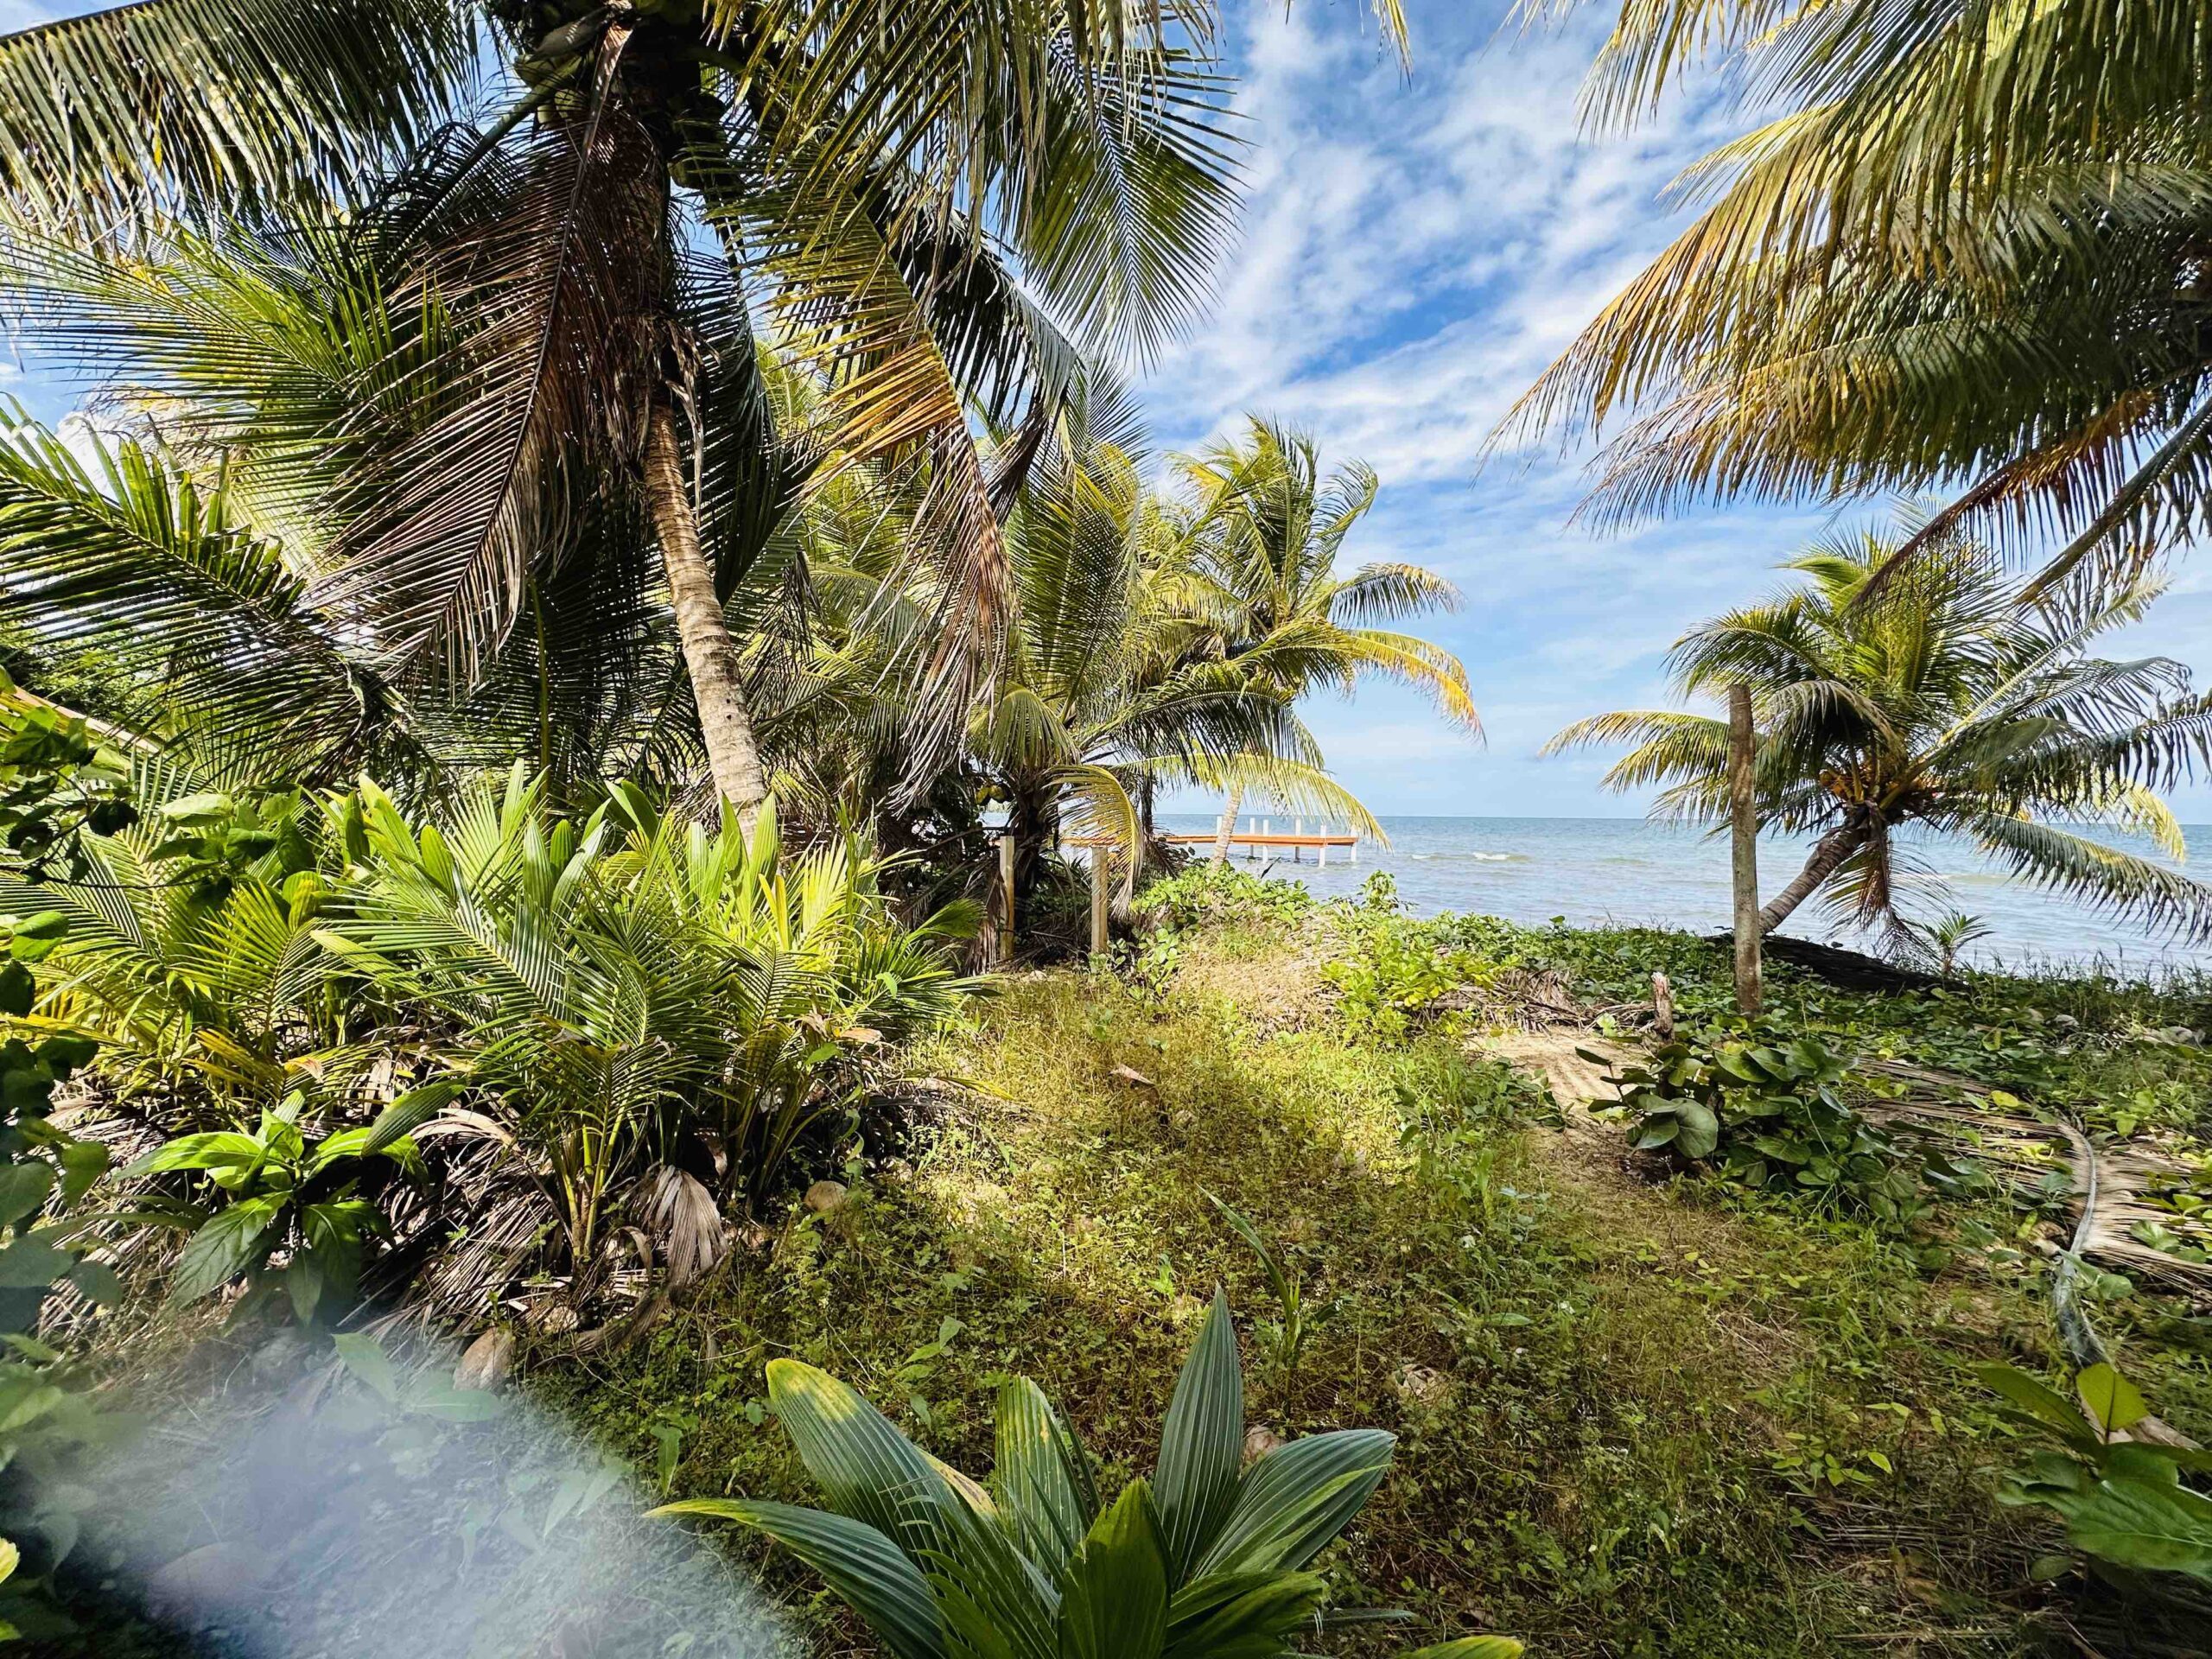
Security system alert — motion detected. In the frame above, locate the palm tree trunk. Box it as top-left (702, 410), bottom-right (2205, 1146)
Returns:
top-left (1211, 785), bottom-right (1245, 864)
top-left (644, 397), bottom-right (768, 829)
top-left (1757, 818), bottom-right (1869, 934)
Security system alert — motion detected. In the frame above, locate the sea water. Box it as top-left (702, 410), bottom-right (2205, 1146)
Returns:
top-left (1152, 814), bottom-right (2212, 977)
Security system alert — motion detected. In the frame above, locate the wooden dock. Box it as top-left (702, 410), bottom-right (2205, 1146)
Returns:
top-left (1064, 827), bottom-right (1359, 864)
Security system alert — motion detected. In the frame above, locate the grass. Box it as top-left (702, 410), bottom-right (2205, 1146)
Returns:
top-left (538, 908), bottom-right (2140, 1658)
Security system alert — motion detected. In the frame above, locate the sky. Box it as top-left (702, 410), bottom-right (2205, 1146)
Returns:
top-left (7, 0), bottom-right (2212, 820)
top-left (1134, 0), bottom-right (2212, 820)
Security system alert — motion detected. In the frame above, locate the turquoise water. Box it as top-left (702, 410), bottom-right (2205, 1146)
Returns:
top-left (1152, 814), bottom-right (2212, 976)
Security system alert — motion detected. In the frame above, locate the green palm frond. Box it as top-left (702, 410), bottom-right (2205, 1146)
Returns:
top-left (1969, 813), bottom-right (2212, 943)
top-left (0, 0), bottom-right (475, 232)
top-left (0, 407), bottom-right (382, 780)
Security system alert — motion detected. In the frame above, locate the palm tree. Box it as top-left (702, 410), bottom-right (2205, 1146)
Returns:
top-left (1504, 0), bottom-right (2212, 594)
top-left (1545, 520), bottom-right (2212, 944)
top-left (1170, 419), bottom-right (1478, 861)
top-left (0, 1), bottom-right (1407, 823)
top-left (963, 413), bottom-right (1382, 908)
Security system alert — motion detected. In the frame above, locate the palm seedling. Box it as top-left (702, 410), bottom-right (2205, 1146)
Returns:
top-left (1547, 519), bottom-right (2212, 945)
top-left (1913, 911), bottom-right (1994, 977)
top-left (656, 1292), bottom-right (1518, 1659)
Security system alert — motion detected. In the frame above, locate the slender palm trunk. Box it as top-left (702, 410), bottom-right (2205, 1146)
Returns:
top-left (1757, 817), bottom-right (1869, 934)
top-left (1211, 784), bottom-right (1245, 864)
top-left (644, 397), bottom-right (768, 829)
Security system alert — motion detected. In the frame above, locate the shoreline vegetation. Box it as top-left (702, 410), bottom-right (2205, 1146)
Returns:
top-left (51, 863), bottom-right (2212, 1658)
top-left (3, 2), bottom-right (2212, 1656)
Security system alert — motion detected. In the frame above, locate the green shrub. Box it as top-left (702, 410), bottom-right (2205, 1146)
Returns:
top-left (1982, 1360), bottom-right (2212, 1590)
top-left (1592, 1027), bottom-right (1981, 1232)
top-left (657, 1294), bottom-right (1520, 1659)
top-left (1135, 863), bottom-right (1313, 935)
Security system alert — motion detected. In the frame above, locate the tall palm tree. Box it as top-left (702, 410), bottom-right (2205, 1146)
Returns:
top-left (1545, 520), bottom-right (2212, 944)
top-left (957, 410), bottom-right (1383, 906)
top-left (0, 1), bottom-right (1407, 823)
top-left (1170, 419), bottom-right (1478, 861)
top-left (1504, 0), bottom-right (2212, 594)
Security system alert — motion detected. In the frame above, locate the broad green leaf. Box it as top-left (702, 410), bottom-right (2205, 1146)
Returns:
top-left (2058, 1472), bottom-right (2212, 1581)
top-left (1154, 1289), bottom-right (1243, 1580)
top-left (333, 1332), bottom-right (398, 1405)
top-left (654, 1497), bottom-right (947, 1659)
top-left (0, 1165), bottom-right (52, 1228)
top-left (285, 1252), bottom-right (323, 1325)
top-left (123, 1132), bottom-right (266, 1180)
top-left (1056, 1479), bottom-right (1168, 1659)
top-left (65, 1259), bottom-right (121, 1306)
top-left (993, 1376), bottom-right (1098, 1573)
top-left (1192, 1429), bottom-right (1395, 1578)
top-left (167, 1194), bottom-right (285, 1301)
top-left (2077, 1363), bottom-right (2149, 1436)
top-left (1674, 1102), bottom-right (1720, 1160)
top-left (0, 1236), bottom-right (70, 1289)
top-left (923, 1483), bottom-right (1057, 1659)
top-left (1161, 1567), bottom-right (1326, 1659)
top-left (410, 1385), bottom-right (509, 1423)
top-left (766, 1358), bottom-right (960, 1562)
top-left (56, 1141), bottom-right (108, 1209)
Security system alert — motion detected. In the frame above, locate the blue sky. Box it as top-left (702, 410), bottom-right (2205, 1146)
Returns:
top-left (7, 0), bottom-right (2212, 819)
top-left (1137, 1), bottom-right (2212, 820)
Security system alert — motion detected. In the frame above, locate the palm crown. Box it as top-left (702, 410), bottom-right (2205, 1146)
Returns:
top-left (1505, 0), bottom-right (2212, 595)
top-left (1547, 522), bottom-right (2212, 944)
top-left (0, 0), bottom-right (1404, 822)
top-left (1169, 419), bottom-right (1477, 857)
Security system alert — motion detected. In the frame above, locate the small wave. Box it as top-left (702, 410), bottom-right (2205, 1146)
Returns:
top-left (1470, 852), bottom-right (1518, 862)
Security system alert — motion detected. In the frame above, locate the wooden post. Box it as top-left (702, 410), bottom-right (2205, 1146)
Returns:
top-left (1728, 684), bottom-right (1762, 1015)
top-left (1090, 850), bottom-right (1109, 956)
top-left (1651, 970), bottom-right (1675, 1039)
top-left (998, 833), bottom-right (1017, 967)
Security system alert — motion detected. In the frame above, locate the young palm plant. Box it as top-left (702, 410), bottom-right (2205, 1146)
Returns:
top-left (1546, 521), bottom-right (2212, 944)
top-left (322, 766), bottom-right (975, 1302)
top-left (655, 1292), bottom-right (1519, 1659)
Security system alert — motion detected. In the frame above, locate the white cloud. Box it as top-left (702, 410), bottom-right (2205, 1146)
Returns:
top-left (1147, 1), bottom-right (2212, 824)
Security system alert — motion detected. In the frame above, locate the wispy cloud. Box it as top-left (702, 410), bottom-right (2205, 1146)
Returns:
top-left (1141, 0), bottom-right (2212, 819)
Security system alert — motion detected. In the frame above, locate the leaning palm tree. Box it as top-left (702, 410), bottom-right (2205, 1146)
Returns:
top-left (1504, 0), bottom-right (2212, 595)
top-left (1546, 521), bottom-right (2212, 944)
top-left (1173, 419), bottom-right (1479, 861)
top-left (0, 1), bottom-right (1406, 822)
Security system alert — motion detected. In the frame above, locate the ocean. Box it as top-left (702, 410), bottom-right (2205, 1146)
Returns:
top-left (1149, 813), bottom-right (2212, 977)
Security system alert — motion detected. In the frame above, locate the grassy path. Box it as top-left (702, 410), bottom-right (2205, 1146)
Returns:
top-left (551, 935), bottom-right (2080, 1658)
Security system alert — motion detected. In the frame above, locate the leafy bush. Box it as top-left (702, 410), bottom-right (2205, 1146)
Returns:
top-left (1593, 1027), bottom-right (1980, 1231)
top-left (1135, 862), bottom-right (1314, 935)
top-left (325, 771), bottom-right (978, 1303)
top-left (657, 1294), bottom-right (1520, 1659)
top-left (121, 1088), bottom-right (436, 1321)
top-left (1981, 1361), bottom-right (2212, 1588)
